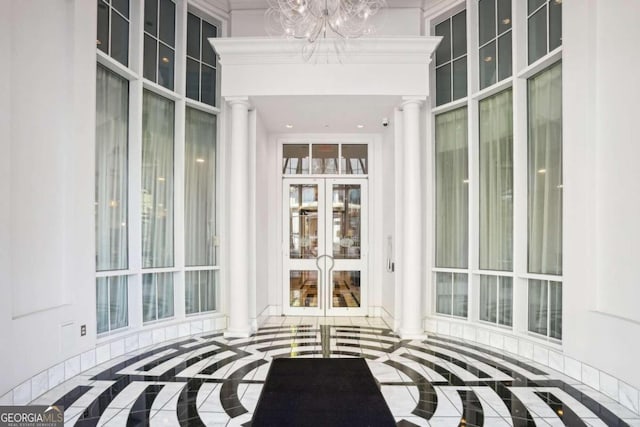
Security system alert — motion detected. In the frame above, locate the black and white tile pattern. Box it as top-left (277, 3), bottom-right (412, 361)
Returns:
top-left (29, 317), bottom-right (640, 426)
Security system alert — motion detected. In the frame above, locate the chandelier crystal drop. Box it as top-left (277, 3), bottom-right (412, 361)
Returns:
top-left (265, 0), bottom-right (386, 60)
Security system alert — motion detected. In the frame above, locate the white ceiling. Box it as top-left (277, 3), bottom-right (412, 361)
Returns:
top-left (250, 95), bottom-right (401, 134)
top-left (227, 0), bottom-right (429, 11)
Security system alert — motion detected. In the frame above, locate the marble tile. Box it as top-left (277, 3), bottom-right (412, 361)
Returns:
top-left (548, 350), bottom-right (564, 372)
top-left (564, 356), bottom-right (582, 381)
top-left (124, 335), bottom-right (139, 353)
top-left (48, 362), bottom-right (65, 390)
top-left (450, 323), bottom-right (463, 338)
top-left (436, 321), bottom-right (450, 336)
top-left (489, 333), bottom-right (504, 350)
top-left (110, 339), bottom-right (125, 358)
top-left (80, 349), bottom-right (97, 371)
top-left (178, 323), bottom-right (191, 338)
top-left (533, 345), bottom-right (549, 366)
top-left (152, 328), bottom-right (166, 344)
top-left (582, 364), bottom-right (600, 390)
top-left (139, 331), bottom-right (153, 348)
top-left (150, 409), bottom-right (181, 427)
top-left (203, 319), bottom-right (214, 332)
top-left (380, 385), bottom-right (416, 416)
top-left (214, 317), bottom-right (227, 330)
top-left (619, 381), bottom-right (640, 415)
top-left (476, 328), bottom-right (490, 345)
top-left (0, 392), bottom-right (13, 405)
top-left (463, 325), bottom-right (476, 341)
top-left (30, 371), bottom-right (49, 401)
top-left (504, 336), bottom-right (518, 355)
top-left (599, 371), bottom-right (619, 401)
top-left (518, 340), bottom-right (534, 360)
top-left (64, 355), bottom-right (81, 380)
top-left (13, 380), bottom-right (31, 405)
top-left (96, 344), bottom-right (110, 365)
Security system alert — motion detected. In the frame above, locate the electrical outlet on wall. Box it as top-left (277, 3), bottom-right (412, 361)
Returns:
top-left (80, 324), bottom-right (86, 336)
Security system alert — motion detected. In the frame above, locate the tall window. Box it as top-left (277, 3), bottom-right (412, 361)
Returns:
top-left (479, 275), bottom-right (512, 326)
top-left (436, 272), bottom-right (468, 318)
top-left (435, 108), bottom-right (468, 269)
top-left (143, 273), bottom-right (174, 322)
top-left (186, 13), bottom-right (218, 107)
top-left (96, 65), bottom-right (129, 334)
top-left (435, 10), bottom-right (467, 106)
top-left (478, 0), bottom-right (512, 89)
top-left (184, 108), bottom-right (217, 314)
top-left (528, 63), bottom-right (562, 276)
top-left (97, 0), bottom-right (130, 66)
top-left (479, 89), bottom-right (513, 271)
top-left (142, 90), bottom-right (175, 268)
top-left (144, 0), bottom-right (176, 90)
top-left (528, 0), bottom-right (562, 64)
top-left (528, 279), bottom-right (562, 339)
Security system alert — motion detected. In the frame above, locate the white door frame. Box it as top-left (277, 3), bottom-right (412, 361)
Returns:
top-left (282, 177), bottom-right (368, 316)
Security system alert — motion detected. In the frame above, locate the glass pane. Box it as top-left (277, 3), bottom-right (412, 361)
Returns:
top-left (185, 271), bottom-right (199, 314)
top-left (109, 276), bottom-right (128, 330)
top-left (187, 13), bottom-right (200, 59)
top-left (111, 11), bottom-right (129, 66)
top-left (497, 32), bottom-right (512, 81)
top-left (185, 108), bottom-right (216, 266)
top-left (549, 0), bottom-right (562, 51)
top-left (479, 89), bottom-right (513, 271)
top-left (499, 276), bottom-right (513, 326)
top-left (157, 44), bottom-right (174, 91)
top-left (158, 0), bottom-right (175, 47)
top-left (528, 0), bottom-right (545, 14)
top-left (202, 21), bottom-right (217, 66)
top-left (201, 64), bottom-right (216, 107)
top-left (156, 272), bottom-right (174, 319)
top-left (96, 278), bottom-right (109, 334)
top-left (200, 270), bottom-right (217, 312)
top-left (142, 274), bottom-right (157, 322)
top-left (332, 184), bottom-right (361, 259)
top-left (453, 273), bottom-right (468, 317)
top-left (435, 272), bottom-right (452, 315)
top-left (144, 0), bottom-right (158, 37)
top-left (143, 34), bottom-right (157, 82)
top-left (528, 63), bottom-right (562, 275)
top-left (478, 0), bottom-right (496, 46)
top-left (290, 271), bottom-right (318, 307)
top-left (528, 7), bottom-right (547, 64)
top-left (112, 0), bottom-right (129, 18)
top-left (96, 65), bottom-right (129, 271)
top-left (479, 276), bottom-right (497, 323)
top-left (312, 144), bottom-right (339, 174)
top-left (186, 58), bottom-right (200, 101)
top-left (142, 91), bottom-right (175, 268)
top-left (549, 281), bottom-right (562, 339)
top-left (528, 279), bottom-right (548, 335)
top-left (452, 57), bottom-right (467, 101)
top-left (451, 11), bottom-right (466, 58)
top-left (283, 144), bottom-right (309, 174)
top-left (435, 108), bottom-right (468, 268)
top-left (479, 41), bottom-right (497, 90)
top-left (289, 185), bottom-right (318, 259)
top-left (340, 144), bottom-right (367, 175)
top-left (97, 0), bottom-right (110, 54)
top-left (332, 271), bottom-right (360, 308)
top-left (436, 64), bottom-right (452, 106)
top-left (434, 19), bottom-right (451, 66)
top-left (497, 0), bottom-right (512, 35)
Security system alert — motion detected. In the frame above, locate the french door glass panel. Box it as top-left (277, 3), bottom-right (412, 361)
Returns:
top-left (284, 179), bottom-right (366, 315)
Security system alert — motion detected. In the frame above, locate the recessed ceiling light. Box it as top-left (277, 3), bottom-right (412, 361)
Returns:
top-left (285, 124), bottom-right (293, 129)
top-left (356, 124), bottom-right (364, 129)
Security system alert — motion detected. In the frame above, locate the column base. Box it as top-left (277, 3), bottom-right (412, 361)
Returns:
top-left (398, 327), bottom-right (426, 340)
top-left (224, 326), bottom-right (254, 338)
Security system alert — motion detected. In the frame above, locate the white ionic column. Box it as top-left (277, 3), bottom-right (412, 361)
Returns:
top-left (399, 96), bottom-right (426, 339)
top-left (225, 97), bottom-right (253, 338)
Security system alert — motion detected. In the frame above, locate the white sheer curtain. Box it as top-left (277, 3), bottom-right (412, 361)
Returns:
top-left (185, 108), bottom-right (216, 266)
top-left (528, 63), bottom-right (562, 275)
top-left (95, 65), bottom-right (128, 271)
top-left (96, 276), bottom-right (128, 333)
top-left (479, 276), bottom-right (497, 323)
top-left (479, 89), bottom-right (513, 271)
top-left (142, 90), bottom-right (175, 268)
top-left (435, 108), bottom-right (468, 268)
top-left (143, 273), bottom-right (174, 322)
top-left (528, 279), bottom-right (548, 335)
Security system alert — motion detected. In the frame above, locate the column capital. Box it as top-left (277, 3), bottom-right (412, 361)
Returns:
top-left (225, 96), bottom-right (251, 108)
top-left (400, 96), bottom-right (426, 108)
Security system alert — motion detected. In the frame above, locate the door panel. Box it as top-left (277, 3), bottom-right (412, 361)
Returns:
top-left (283, 178), bottom-right (367, 316)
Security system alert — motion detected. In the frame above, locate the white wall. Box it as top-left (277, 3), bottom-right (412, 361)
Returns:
top-left (564, 0), bottom-right (640, 390)
top-left (381, 119), bottom-right (396, 318)
top-left (0, 0), bottom-right (96, 397)
top-left (254, 110), bottom-right (271, 318)
top-left (230, 7), bottom-right (422, 37)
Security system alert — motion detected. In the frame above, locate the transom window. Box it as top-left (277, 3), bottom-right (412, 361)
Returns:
top-left (478, 0), bottom-right (512, 90)
top-left (186, 12), bottom-right (219, 107)
top-left (143, 0), bottom-right (176, 90)
top-left (282, 143), bottom-right (368, 175)
top-left (97, 0), bottom-right (130, 66)
top-left (434, 10), bottom-right (467, 106)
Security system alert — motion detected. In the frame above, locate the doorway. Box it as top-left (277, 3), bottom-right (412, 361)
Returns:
top-left (283, 178), bottom-right (368, 316)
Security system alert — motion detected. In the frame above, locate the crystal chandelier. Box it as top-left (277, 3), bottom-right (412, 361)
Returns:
top-left (265, 0), bottom-right (386, 60)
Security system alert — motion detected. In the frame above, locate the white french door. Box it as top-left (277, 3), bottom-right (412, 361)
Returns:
top-left (283, 178), bottom-right (368, 316)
